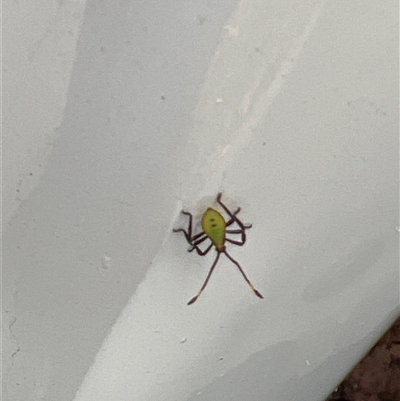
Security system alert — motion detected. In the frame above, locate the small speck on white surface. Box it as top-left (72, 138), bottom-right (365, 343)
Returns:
top-left (306, 360), bottom-right (310, 366)
top-left (215, 98), bottom-right (224, 103)
top-left (224, 24), bottom-right (239, 37)
top-left (101, 254), bottom-right (111, 269)
top-left (179, 337), bottom-right (187, 344)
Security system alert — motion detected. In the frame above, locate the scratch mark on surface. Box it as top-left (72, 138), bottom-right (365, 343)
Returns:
top-left (219, 0), bottom-right (327, 171)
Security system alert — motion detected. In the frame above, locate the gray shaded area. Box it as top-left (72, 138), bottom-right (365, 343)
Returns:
top-left (189, 299), bottom-right (400, 401)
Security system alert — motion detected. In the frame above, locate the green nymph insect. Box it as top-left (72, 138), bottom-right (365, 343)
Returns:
top-left (173, 193), bottom-right (264, 305)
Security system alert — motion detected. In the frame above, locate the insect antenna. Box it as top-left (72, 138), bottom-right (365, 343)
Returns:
top-left (224, 251), bottom-right (263, 299)
top-left (187, 252), bottom-right (221, 305)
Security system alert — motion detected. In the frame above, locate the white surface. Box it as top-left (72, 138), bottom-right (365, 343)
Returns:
top-left (3, 0), bottom-right (399, 401)
top-left (2, 0), bottom-right (87, 226)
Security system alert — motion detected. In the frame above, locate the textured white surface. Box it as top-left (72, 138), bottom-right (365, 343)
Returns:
top-left (2, 0), bottom-right (86, 226)
top-left (3, 0), bottom-right (399, 401)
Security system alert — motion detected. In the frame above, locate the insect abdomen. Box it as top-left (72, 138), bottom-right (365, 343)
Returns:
top-left (201, 208), bottom-right (226, 250)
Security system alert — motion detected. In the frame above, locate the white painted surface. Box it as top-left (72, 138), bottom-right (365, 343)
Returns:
top-left (3, 1), bottom-right (399, 401)
top-left (2, 0), bottom-right (87, 226)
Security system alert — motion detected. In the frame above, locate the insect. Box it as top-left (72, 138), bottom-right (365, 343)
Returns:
top-left (173, 192), bottom-right (264, 305)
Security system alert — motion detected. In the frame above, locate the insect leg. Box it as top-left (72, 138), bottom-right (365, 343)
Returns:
top-left (228, 224), bottom-right (247, 245)
top-left (217, 194), bottom-right (251, 245)
top-left (191, 231), bottom-right (207, 241)
top-left (225, 237), bottom-right (246, 246)
top-left (225, 231), bottom-right (246, 247)
top-left (190, 242), bottom-right (213, 256)
top-left (225, 208), bottom-right (241, 226)
top-left (173, 211), bottom-right (193, 241)
top-left (224, 251), bottom-right (263, 299)
top-left (226, 217), bottom-right (251, 244)
top-left (173, 228), bottom-right (190, 243)
top-left (187, 252), bottom-right (221, 305)
top-left (216, 193), bottom-right (238, 218)
top-left (173, 211), bottom-right (205, 244)
top-left (188, 234), bottom-right (208, 252)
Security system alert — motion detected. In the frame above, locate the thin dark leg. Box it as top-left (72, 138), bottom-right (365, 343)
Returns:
top-left (224, 251), bottom-right (263, 299)
top-left (188, 234), bottom-right (208, 251)
top-left (226, 221), bottom-right (252, 234)
top-left (216, 193), bottom-right (238, 219)
top-left (173, 228), bottom-right (190, 243)
top-left (234, 221), bottom-right (251, 241)
top-left (217, 198), bottom-right (245, 228)
top-left (191, 231), bottom-right (207, 241)
top-left (188, 252), bottom-right (221, 305)
top-left (173, 210), bottom-right (205, 244)
top-left (174, 211), bottom-right (193, 232)
top-left (225, 208), bottom-right (241, 226)
top-left (217, 195), bottom-right (250, 244)
top-left (190, 242), bottom-right (213, 256)
top-left (225, 237), bottom-right (246, 246)
top-left (174, 227), bottom-right (205, 244)
top-left (226, 227), bottom-right (252, 246)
